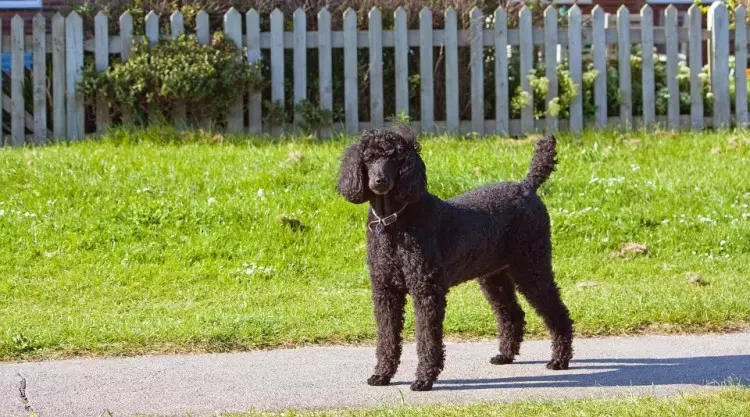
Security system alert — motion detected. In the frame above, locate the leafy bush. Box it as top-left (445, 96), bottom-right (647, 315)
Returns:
top-left (80, 32), bottom-right (263, 125)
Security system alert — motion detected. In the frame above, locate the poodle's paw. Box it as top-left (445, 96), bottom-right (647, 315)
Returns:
top-left (490, 354), bottom-right (515, 365)
top-left (367, 374), bottom-right (392, 386)
top-left (409, 379), bottom-right (434, 391)
top-left (546, 359), bottom-right (569, 370)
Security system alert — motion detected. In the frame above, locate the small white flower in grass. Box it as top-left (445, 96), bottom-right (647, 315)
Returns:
top-left (0, 209), bottom-right (4, 217)
top-left (207, 197), bottom-right (217, 205)
top-left (257, 189), bottom-right (266, 199)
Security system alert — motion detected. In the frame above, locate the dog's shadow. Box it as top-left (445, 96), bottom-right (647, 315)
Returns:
top-left (394, 355), bottom-right (750, 391)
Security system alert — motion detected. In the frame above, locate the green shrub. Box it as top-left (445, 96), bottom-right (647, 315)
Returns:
top-left (79, 32), bottom-right (263, 126)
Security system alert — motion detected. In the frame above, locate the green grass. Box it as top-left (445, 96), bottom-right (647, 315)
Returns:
top-left (219, 389), bottom-right (750, 416)
top-left (1, 127), bottom-right (750, 360)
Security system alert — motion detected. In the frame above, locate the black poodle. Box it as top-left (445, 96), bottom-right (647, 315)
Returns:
top-left (337, 126), bottom-right (573, 392)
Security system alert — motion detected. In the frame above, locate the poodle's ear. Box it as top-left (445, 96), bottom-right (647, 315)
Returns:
top-left (393, 137), bottom-right (427, 204)
top-left (337, 142), bottom-right (369, 204)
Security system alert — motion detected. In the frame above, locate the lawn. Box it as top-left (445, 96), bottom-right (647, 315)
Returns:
top-left (1, 127), bottom-right (749, 360)
top-left (223, 389), bottom-right (750, 416)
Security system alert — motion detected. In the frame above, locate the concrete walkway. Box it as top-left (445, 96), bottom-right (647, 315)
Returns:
top-left (1, 332), bottom-right (749, 417)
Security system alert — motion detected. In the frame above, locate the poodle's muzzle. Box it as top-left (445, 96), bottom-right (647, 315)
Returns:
top-left (367, 158), bottom-right (397, 195)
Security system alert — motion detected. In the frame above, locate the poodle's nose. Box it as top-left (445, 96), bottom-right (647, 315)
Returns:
top-left (374, 178), bottom-right (386, 185)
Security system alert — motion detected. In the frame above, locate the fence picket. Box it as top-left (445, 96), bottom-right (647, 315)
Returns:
top-left (11, 16), bottom-right (24, 145)
top-left (271, 9), bottom-right (285, 134)
top-left (617, 7), bottom-right (632, 129)
top-left (196, 10), bottom-right (209, 45)
top-left (119, 12), bottom-right (133, 125)
top-left (225, 8), bottom-right (244, 133)
top-left (519, 7), bottom-right (534, 134)
top-left (247, 9), bottom-right (262, 134)
top-left (33, 14), bottom-right (47, 144)
top-left (145, 11), bottom-right (159, 47)
top-left (665, 6), bottom-right (679, 129)
top-left (344, 8), bottom-right (358, 134)
top-left (170, 11), bottom-right (187, 126)
top-left (568, 6), bottom-right (583, 133)
top-left (66, 12), bottom-right (84, 140)
top-left (420, 8), bottom-right (434, 133)
top-left (495, 8), bottom-right (508, 135)
top-left (52, 13), bottom-right (65, 139)
top-left (641, 6), bottom-right (655, 127)
top-left (688, 5), bottom-right (703, 130)
top-left (394, 7), bottom-right (409, 119)
top-left (444, 8), bottom-right (459, 133)
top-left (293, 9), bottom-right (307, 127)
top-left (709, 3), bottom-right (730, 128)
top-left (735, 6), bottom-right (748, 127)
top-left (592, 6), bottom-right (606, 129)
top-left (95, 12), bottom-right (110, 133)
top-left (544, 7), bottom-right (557, 133)
top-left (470, 7), bottom-right (484, 135)
top-left (369, 8), bottom-right (384, 128)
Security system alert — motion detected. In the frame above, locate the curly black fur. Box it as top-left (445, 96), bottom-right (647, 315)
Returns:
top-left (338, 127), bottom-right (573, 392)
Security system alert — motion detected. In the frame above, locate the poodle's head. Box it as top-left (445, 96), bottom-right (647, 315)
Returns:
top-left (337, 126), bottom-right (426, 204)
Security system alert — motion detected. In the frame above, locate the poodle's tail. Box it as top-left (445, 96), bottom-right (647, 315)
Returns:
top-left (523, 135), bottom-right (557, 191)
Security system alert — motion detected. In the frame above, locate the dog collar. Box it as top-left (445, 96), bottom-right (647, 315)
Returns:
top-left (368, 204), bottom-right (408, 234)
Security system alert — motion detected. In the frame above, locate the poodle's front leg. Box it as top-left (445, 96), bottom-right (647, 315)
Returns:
top-left (368, 285), bottom-right (407, 386)
top-left (410, 286), bottom-right (447, 391)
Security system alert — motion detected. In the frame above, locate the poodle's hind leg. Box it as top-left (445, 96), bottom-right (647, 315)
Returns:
top-left (478, 270), bottom-right (525, 365)
top-left (512, 255), bottom-right (574, 371)
top-left (368, 285), bottom-right (408, 386)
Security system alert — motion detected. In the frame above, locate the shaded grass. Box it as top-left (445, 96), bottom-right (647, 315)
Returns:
top-left (1, 127), bottom-right (750, 360)
top-left (220, 388), bottom-right (750, 417)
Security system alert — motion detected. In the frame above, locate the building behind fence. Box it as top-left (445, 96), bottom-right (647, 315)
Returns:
top-left (0, 3), bottom-right (745, 146)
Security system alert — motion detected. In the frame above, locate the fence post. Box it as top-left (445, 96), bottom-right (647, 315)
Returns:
top-left (170, 11), bottom-right (187, 127)
top-left (519, 7), bottom-right (534, 134)
top-left (470, 7), bottom-right (484, 135)
top-left (225, 8), bottom-right (244, 133)
top-left (271, 9), bottom-right (285, 135)
top-left (617, 6), bottom-right (632, 130)
top-left (343, 8), bottom-right (358, 135)
top-left (444, 7), bottom-right (459, 133)
top-left (196, 10), bottom-right (211, 129)
top-left (11, 15), bottom-right (24, 146)
top-left (119, 12), bottom-right (133, 125)
top-left (592, 6), bottom-right (606, 130)
top-left (394, 8), bottom-right (409, 120)
top-left (568, 6), bottom-right (583, 133)
top-left (495, 7), bottom-right (508, 135)
top-left (33, 14), bottom-right (47, 145)
top-left (735, 6), bottom-right (748, 128)
top-left (293, 8), bottom-right (307, 128)
top-left (544, 6), bottom-right (558, 133)
top-left (66, 11), bottom-right (84, 140)
top-left (247, 9), bottom-right (263, 134)
top-left (52, 13), bottom-right (66, 140)
top-left (420, 8), bottom-right (434, 133)
top-left (709, 3), bottom-right (730, 128)
top-left (369, 8), bottom-right (384, 129)
top-left (95, 12), bottom-right (110, 134)
top-left (688, 5), bottom-right (703, 130)
top-left (641, 5), bottom-right (655, 128)
top-left (665, 6), bottom-right (679, 129)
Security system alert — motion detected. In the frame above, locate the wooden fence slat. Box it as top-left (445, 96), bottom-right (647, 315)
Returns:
top-left (444, 8), bottom-right (459, 133)
top-left (470, 7), bottom-right (484, 135)
top-left (247, 9), bottom-right (262, 134)
top-left (665, 6), bottom-right (679, 129)
top-left (119, 12), bottom-right (133, 125)
top-left (11, 16), bottom-right (24, 146)
top-left (271, 9), bottom-right (285, 134)
top-left (196, 10), bottom-right (209, 45)
top-left (94, 12), bottom-right (110, 133)
top-left (735, 6), bottom-right (748, 127)
top-left (568, 6), bottom-right (583, 133)
top-left (293, 9), bottom-right (307, 126)
top-left (544, 6), bottom-right (558, 133)
top-left (617, 6), bottom-right (632, 129)
top-left (369, 8), bottom-right (384, 128)
top-left (52, 13), bottom-right (65, 139)
top-left (170, 11), bottom-right (187, 126)
top-left (641, 6), bottom-right (655, 127)
top-left (33, 14), bottom-right (47, 145)
top-left (394, 7), bottom-right (409, 118)
top-left (519, 7), bottom-right (534, 134)
top-left (224, 8), bottom-right (244, 133)
top-left (420, 8), bottom-right (434, 133)
top-left (145, 11), bottom-right (159, 47)
top-left (495, 8), bottom-right (508, 135)
top-left (343, 8), bottom-right (358, 134)
top-left (709, 3), bottom-right (730, 128)
top-left (66, 12), bottom-right (84, 140)
top-left (688, 5), bottom-right (703, 130)
top-left (592, 6), bottom-right (607, 129)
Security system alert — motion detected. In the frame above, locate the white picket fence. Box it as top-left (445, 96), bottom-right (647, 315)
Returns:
top-left (0, 3), bottom-right (745, 146)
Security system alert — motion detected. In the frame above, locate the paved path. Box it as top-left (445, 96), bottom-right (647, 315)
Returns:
top-left (1, 332), bottom-right (749, 417)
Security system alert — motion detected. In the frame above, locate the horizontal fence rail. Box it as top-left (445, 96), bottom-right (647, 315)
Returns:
top-left (0, 3), bottom-right (746, 145)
